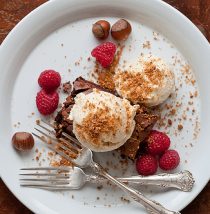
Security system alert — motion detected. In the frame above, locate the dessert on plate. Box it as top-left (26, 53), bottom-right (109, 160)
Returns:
top-left (54, 77), bottom-right (159, 159)
top-left (13, 19), bottom-right (181, 176)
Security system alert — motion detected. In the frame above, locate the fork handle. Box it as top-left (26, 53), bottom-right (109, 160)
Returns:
top-left (91, 161), bottom-right (180, 214)
top-left (117, 171), bottom-right (194, 192)
top-left (88, 170), bottom-right (194, 192)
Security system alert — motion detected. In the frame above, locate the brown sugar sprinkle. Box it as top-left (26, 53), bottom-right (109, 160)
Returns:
top-left (178, 124), bottom-right (183, 130)
top-left (194, 91), bottom-right (198, 97)
top-left (75, 108), bottom-right (122, 145)
top-left (169, 109), bottom-right (176, 115)
top-left (115, 60), bottom-right (164, 103)
top-left (48, 151), bottom-right (54, 156)
top-left (83, 100), bottom-right (96, 110)
top-left (95, 45), bottom-right (124, 91)
top-left (191, 80), bottom-right (196, 85)
top-left (51, 157), bottom-right (73, 167)
top-left (36, 119), bottom-right (40, 125)
top-left (142, 41), bottom-right (151, 49)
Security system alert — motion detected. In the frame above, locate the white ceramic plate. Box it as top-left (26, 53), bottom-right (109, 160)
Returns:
top-left (0, 0), bottom-right (210, 213)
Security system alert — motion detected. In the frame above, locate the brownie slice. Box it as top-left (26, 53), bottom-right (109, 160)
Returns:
top-left (120, 106), bottom-right (159, 159)
top-left (71, 77), bottom-right (117, 97)
top-left (54, 77), bottom-right (159, 159)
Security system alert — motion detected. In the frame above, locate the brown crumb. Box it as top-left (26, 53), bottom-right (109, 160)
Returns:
top-left (168, 119), bottom-right (172, 126)
top-left (48, 151), bottom-right (54, 156)
top-left (51, 157), bottom-right (73, 167)
top-left (87, 57), bottom-right (91, 61)
top-left (120, 196), bottom-right (130, 203)
top-left (36, 119), bottom-right (40, 125)
top-left (169, 109), bottom-right (176, 115)
top-left (62, 81), bottom-right (72, 94)
top-left (142, 41), bottom-right (151, 49)
top-left (96, 197), bottom-right (100, 200)
top-left (97, 185), bottom-right (103, 190)
top-left (178, 124), bottom-right (183, 130)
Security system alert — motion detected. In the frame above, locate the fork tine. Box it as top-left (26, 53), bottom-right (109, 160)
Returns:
top-left (59, 137), bottom-right (81, 153)
top-left (40, 119), bottom-right (54, 128)
top-left (34, 128), bottom-right (78, 157)
top-left (37, 123), bottom-right (55, 136)
top-left (20, 184), bottom-right (71, 189)
top-left (62, 132), bottom-right (81, 147)
top-left (32, 132), bottom-right (76, 165)
top-left (39, 120), bottom-right (82, 150)
top-left (20, 178), bottom-right (69, 182)
top-left (20, 167), bottom-right (70, 171)
top-left (19, 173), bottom-right (69, 176)
top-left (37, 120), bottom-right (82, 152)
top-left (20, 167), bottom-right (64, 171)
top-left (34, 127), bottom-right (57, 141)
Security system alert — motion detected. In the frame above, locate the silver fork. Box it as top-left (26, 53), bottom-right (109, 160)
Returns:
top-left (20, 166), bottom-right (194, 191)
top-left (32, 120), bottom-right (181, 214)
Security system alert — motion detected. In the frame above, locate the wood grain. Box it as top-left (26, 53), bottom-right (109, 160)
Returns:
top-left (0, 0), bottom-right (209, 213)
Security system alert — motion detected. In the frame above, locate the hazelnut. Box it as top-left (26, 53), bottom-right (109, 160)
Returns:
top-left (111, 19), bottom-right (132, 41)
top-left (12, 132), bottom-right (34, 151)
top-left (92, 20), bottom-right (110, 40)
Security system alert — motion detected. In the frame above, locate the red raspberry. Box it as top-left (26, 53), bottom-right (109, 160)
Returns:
top-left (159, 150), bottom-right (180, 170)
top-left (38, 70), bottom-right (61, 92)
top-left (136, 154), bottom-right (158, 176)
top-left (36, 89), bottom-right (59, 115)
top-left (91, 42), bottom-right (116, 68)
top-left (146, 130), bottom-right (170, 155)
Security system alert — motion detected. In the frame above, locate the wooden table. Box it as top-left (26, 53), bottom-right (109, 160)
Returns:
top-left (0, 0), bottom-right (209, 213)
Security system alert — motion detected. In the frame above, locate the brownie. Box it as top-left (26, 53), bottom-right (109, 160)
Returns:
top-left (71, 77), bottom-right (117, 97)
top-left (120, 106), bottom-right (159, 159)
top-left (54, 77), bottom-right (159, 159)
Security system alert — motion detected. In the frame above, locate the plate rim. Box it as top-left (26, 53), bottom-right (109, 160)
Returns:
top-left (0, 0), bottom-right (210, 213)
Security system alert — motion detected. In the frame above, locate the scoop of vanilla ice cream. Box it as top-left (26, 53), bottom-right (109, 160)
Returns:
top-left (114, 57), bottom-right (175, 106)
top-left (69, 89), bottom-right (139, 152)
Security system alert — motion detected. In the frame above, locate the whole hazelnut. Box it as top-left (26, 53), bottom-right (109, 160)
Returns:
top-left (111, 19), bottom-right (132, 41)
top-left (12, 132), bottom-right (34, 151)
top-left (92, 20), bottom-right (110, 40)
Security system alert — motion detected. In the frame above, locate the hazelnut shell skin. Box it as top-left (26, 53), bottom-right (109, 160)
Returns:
top-left (12, 132), bottom-right (34, 151)
top-left (111, 19), bottom-right (132, 41)
top-left (92, 20), bottom-right (110, 40)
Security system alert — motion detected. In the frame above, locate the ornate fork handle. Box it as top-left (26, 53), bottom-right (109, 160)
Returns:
top-left (91, 161), bottom-right (180, 214)
top-left (88, 170), bottom-right (194, 192)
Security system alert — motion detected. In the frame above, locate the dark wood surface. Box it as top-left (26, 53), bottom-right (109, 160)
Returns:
top-left (0, 0), bottom-right (209, 213)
